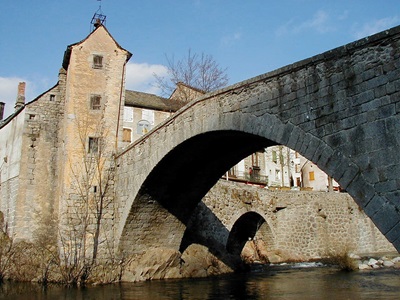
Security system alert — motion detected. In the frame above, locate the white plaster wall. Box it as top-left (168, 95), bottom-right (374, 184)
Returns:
top-left (0, 109), bottom-right (25, 233)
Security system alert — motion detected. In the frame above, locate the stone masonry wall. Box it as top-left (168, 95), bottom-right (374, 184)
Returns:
top-left (115, 26), bottom-right (400, 252)
top-left (14, 82), bottom-right (65, 240)
top-left (195, 180), bottom-right (395, 261)
top-left (58, 26), bottom-right (130, 258)
top-left (0, 75), bottom-right (65, 239)
top-left (0, 177), bottom-right (18, 234)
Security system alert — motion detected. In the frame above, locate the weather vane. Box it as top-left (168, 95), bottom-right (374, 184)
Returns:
top-left (90, 0), bottom-right (106, 31)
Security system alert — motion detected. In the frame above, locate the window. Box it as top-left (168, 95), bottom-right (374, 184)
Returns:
top-left (28, 114), bottom-right (35, 120)
top-left (251, 153), bottom-right (259, 167)
top-left (93, 55), bottom-right (103, 69)
top-left (88, 137), bottom-right (99, 154)
top-left (123, 128), bottom-right (132, 142)
top-left (124, 107), bottom-right (134, 122)
top-left (142, 109), bottom-right (154, 125)
top-left (272, 151), bottom-right (277, 163)
top-left (275, 169), bottom-right (280, 180)
top-left (309, 171), bottom-right (315, 181)
top-left (228, 167), bottom-right (236, 177)
top-left (49, 94), bottom-right (56, 101)
top-left (90, 95), bottom-right (102, 110)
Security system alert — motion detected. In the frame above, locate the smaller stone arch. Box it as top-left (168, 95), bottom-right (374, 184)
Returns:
top-left (226, 212), bottom-right (275, 263)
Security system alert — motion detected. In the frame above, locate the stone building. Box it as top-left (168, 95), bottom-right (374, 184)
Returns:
top-left (0, 25), bottom-right (131, 241)
top-left (122, 90), bottom-right (184, 146)
top-left (294, 154), bottom-right (340, 192)
top-left (169, 82), bottom-right (206, 103)
top-left (226, 145), bottom-right (337, 191)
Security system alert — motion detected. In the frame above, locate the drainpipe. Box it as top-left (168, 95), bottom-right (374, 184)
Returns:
top-left (116, 60), bottom-right (128, 151)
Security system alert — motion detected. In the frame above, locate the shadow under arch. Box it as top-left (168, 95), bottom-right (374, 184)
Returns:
top-left (137, 130), bottom-right (275, 224)
top-left (226, 212), bottom-right (272, 257)
top-left (118, 130), bottom-right (276, 269)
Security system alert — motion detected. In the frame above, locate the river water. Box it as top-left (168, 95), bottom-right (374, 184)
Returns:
top-left (1, 264), bottom-right (399, 299)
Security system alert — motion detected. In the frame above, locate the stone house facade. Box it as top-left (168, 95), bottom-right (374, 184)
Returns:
top-left (0, 76), bottom-right (66, 239)
top-left (0, 25), bottom-right (131, 242)
top-left (122, 90), bottom-right (184, 146)
top-left (226, 145), bottom-right (338, 191)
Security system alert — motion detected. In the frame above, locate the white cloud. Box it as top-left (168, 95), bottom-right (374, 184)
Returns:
top-left (0, 77), bottom-right (45, 119)
top-left (0, 76), bottom-right (50, 120)
top-left (338, 10), bottom-right (349, 21)
top-left (125, 62), bottom-right (168, 95)
top-left (221, 31), bottom-right (242, 47)
top-left (353, 16), bottom-right (400, 39)
top-left (0, 77), bottom-right (27, 119)
top-left (276, 10), bottom-right (334, 36)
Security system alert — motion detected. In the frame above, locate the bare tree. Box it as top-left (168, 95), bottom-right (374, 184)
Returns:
top-left (57, 112), bottom-right (116, 286)
top-left (154, 49), bottom-right (229, 101)
top-left (0, 230), bottom-right (14, 283)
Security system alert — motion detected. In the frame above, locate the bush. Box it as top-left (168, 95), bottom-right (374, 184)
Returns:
top-left (0, 231), bottom-right (13, 282)
top-left (323, 251), bottom-right (358, 271)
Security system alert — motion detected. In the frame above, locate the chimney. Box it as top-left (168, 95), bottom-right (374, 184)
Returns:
top-left (14, 82), bottom-right (26, 111)
top-left (0, 102), bottom-right (4, 120)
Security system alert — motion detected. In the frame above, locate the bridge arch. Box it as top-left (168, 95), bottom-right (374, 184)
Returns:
top-left (226, 211), bottom-right (275, 260)
top-left (116, 26), bottom-right (400, 256)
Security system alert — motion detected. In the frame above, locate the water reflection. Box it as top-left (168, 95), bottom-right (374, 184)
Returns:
top-left (1, 266), bottom-right (399, 300)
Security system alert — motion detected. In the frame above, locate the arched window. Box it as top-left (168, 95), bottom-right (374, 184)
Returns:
top-left (137, 120), bottom-right (151, 135)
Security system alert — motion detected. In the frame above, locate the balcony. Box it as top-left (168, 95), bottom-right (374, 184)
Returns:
top-left (222, 170), bottom-right (268, 186)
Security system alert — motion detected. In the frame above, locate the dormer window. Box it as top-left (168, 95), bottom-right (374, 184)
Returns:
top-left (93, 55), bottom-right (103, 69)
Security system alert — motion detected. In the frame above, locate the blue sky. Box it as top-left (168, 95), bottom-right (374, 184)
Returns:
top-left (1, 0), bottom-right (399, 118)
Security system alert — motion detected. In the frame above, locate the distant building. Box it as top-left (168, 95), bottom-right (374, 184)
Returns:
top-left (169, 82), bottom-right (206, 103)
top-left (122, 90), bottom-right (184, 146)
top-left (294, 154), bottom-right (340, 192)
top-left (227, 145), bottom-right (340, 192)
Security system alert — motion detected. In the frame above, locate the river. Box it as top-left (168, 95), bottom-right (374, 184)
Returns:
top-left (1, 264), bottom-right (399, 299)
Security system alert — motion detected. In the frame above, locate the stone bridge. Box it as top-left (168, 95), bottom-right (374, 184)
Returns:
top-left (184, 181), bottom-right (392, 263)
top-left (114, 26), bottom-right (400, 266)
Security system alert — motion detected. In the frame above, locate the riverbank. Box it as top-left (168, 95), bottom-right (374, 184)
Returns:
top-left (263, 252), bottom-right (400, 272)
top-left (352, 252), bottom-right (400, 270)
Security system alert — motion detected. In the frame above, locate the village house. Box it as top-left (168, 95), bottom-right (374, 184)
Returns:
top-left (0, 24), bottom-right (132, 240)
